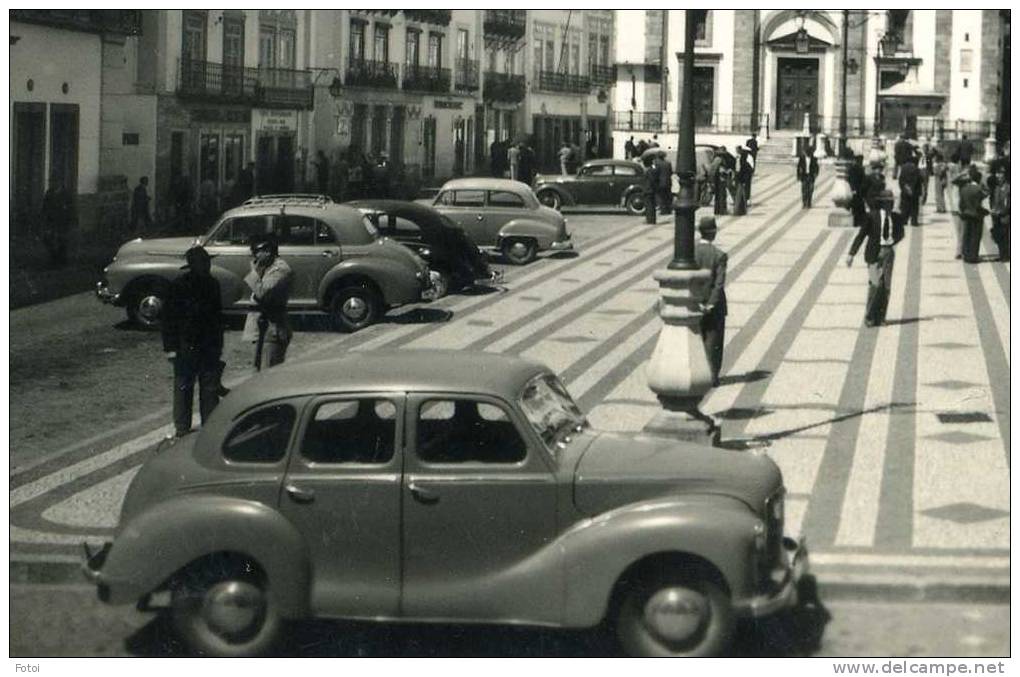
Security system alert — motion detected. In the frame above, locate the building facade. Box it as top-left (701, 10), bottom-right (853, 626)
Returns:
top-left (611, 10), bottom-right (1010, 156)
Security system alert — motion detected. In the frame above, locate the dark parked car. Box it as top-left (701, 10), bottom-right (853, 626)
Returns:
top-left (347, 199), bottom-right (497, 298)
top-left (95, 195), bottom-right (431, 332)
top-left (533, 159), bottom-right (648, 214)
top-left (83, 350), bottom-right (807, 658)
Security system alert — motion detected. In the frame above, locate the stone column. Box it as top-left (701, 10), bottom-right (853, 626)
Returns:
top-left (383, 104), bottom-right (394, 157)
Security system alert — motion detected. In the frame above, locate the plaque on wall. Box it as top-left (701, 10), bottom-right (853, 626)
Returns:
top-left (434, 100), bottom-right (463, 110)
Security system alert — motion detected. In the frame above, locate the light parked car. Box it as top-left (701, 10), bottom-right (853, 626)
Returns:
top-left (95, 195), bottom-right (432, 332)
top-left (83, 350), bottom-right (808, 658)
top-left (428, 178), bottom-right (573, 265)
top-left (533, 159), bottom-right (648, 214)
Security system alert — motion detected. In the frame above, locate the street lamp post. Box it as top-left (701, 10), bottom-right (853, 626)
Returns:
top-left (644, 9), bottom-right (717, 445)
top-left (828, 10), bottom-right (855, 227)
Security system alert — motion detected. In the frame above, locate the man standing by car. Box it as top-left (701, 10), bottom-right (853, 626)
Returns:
top-left (654, 152), bottom-right (673, 215)
top-left (507, 142), bottom-right (521, 182)
top-left (694, 216), bottom-right (728, 387)
top-left (559, 142), bottom-right (573, 176)
top-left (244, 235), bottom-right (294, 370)
top-left (162, 246), bottom-right (224, 437)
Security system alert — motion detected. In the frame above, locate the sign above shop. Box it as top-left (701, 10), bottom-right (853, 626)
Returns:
top-left (192, 108), bottom-right (251, 124)
top-left (254, 109), bottom-right (297, 132)
top-left (434, 99), bottom-right (463, 110)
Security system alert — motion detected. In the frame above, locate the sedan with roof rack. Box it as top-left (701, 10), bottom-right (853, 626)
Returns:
top-left (96, 194), bottom-right (433, 332)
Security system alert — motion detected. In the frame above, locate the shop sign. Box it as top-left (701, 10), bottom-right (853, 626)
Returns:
top-left (192, 108), bottom-right (251, 124)
top-left (254, 109), bottom-right (297, 132)
top-left (434, 99), bottom-right (463, 110)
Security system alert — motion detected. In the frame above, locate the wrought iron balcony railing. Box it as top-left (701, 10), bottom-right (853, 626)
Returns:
top-left (588, 64), bottom-right (615, 87)
top-left (346, 58), bottom-right (398, 89)
top-left (177, 59), bottom-right (313, 108)
top-left (454, 58), bottom-right (479, 91)
top-left (403, 10), bottom-right (451, 25)
top-left (483, 72), bottom-right (525, 102)
top-left (403, 64), bottom-right (451, 93)
top-left (483, 10), bottom-right (526, 40)
top-left (257, 67), bottom-right (313, 108)
top-left (536, 71), bottom-right (590, 94)
top-left (11, 9), bottom-right (142, 35)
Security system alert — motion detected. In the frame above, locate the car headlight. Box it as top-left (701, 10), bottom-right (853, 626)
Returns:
top-left (420, 248), bottom-right (431, 258)
top-left (753, 521), bottom-right (766, 552)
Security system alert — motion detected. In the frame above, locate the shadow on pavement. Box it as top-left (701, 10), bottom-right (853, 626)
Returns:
top-left (381, 307), bottom-right (454, 325)
top-left (881, 316), bottom-right (930, 327)
top-left (718, 369), bottom-right (772, 387)
top-left (733, 576), bottom-right (832, 657)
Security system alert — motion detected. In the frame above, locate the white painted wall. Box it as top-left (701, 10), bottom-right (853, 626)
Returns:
top-left (914, 11), bottom-right (938, 91)
top-left (10, 22), bottom-right (103, 194)
top-left (949, 10), bottom-right (983, 121)
top-left (615, 11), bottom-right (647, 64)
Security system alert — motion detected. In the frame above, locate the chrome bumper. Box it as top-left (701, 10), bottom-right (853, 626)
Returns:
top-left (95, 281), bottom-right (120, 305)
top-left (549, 237), bottom-right (574, 251)
top-left (737, 536), bottom-right (809, 618)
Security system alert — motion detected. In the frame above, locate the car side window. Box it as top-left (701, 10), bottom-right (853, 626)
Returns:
top-left (416, 399), bottom-right (526, 464)
top-left (315, 220), bottom-right (337, 245)
top-left (222, 404), bottom-right (296, 464)
top-left (614, 165), bottom-right (639, 176)
top-left (210, 216), bottom-right (266, 245)
top-left (272, 214), bottom-right (316, 246)
top-left (301, 398), bottom-right (397, 465)
top-left (488, 191), bottom-right (525, 208)
top-left (451, 190), bottom-right (486, 207)
top-left (587, 165), bottom-right (614, 176)
top-left (392, 216), bottom-right (423, 238)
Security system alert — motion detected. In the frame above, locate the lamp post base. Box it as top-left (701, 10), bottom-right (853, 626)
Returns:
top-left (642, 396), bottom-right (720, 447)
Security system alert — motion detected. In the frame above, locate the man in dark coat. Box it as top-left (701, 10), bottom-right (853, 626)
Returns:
top-left (162, 246), bottom-right (225, 437)
top-left (693, 216), bottom-right (728, 387)
top-left (40, 181), bottom-right (74, 265)
top-left (893, 133), bottom-right (912, 178)
top-left (959, 164), bottom-right (989, 264)
top-left (711, 149), bottom-right (728, 215)
top-left (624, 136), bottom-right (637, 160)
top-left (654, 153), bottom-right (673, 214)
top-left (796, 149), bottom-right (819, 208)
top-left (643, 155), bottom-right (659, 223)
top-left (312, 150), bottom-right (330, 195)
top-left (846, 189), bottom-right (905, 327)
top-left (745, 133), bottom-right (759, 199)
top-left (237, 162), bottom-right (255, 201)
top-left (131, 176), bottom-right (152, 234)
top-left (898, 156), bottom-right (922, 226)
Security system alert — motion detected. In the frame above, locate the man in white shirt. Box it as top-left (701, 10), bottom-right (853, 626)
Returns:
top-left (846, 190), bottom-right (905, 327)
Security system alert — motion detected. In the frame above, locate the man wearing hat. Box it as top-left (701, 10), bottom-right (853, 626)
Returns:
top-left (958, 164), bottom-right (989, 264)
top-left (161, 246), bottom-right (225, 437)
top-left (846, 190), bottom-right (905, 327)
top-left (244, 234), bottom-right (295, 369)
top-left (796, 147), bottom-right (819, 208)
top-left (693, 216), bottom-right (728, 387)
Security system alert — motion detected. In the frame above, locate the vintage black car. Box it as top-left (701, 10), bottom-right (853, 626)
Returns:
top-left (347, 200), bottom-right (496, 298)
top-left (533, 159), bottom-right (648, 215)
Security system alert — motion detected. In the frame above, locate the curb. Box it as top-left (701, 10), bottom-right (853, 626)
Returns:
top-left (11, 558), bottom-right (1010, 605)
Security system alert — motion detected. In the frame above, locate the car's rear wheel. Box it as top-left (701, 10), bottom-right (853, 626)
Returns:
top-left (170, 560), bottom-right (281, 657)
top-left (615, 573), bottom-right (734, 657)
top-left (537, 190), bottom-right (562, 211)
top-left (625, 192), bottom-right (646, 216)
top-left (126, 286), bottom-right (167, 329)
top-left (329, 284), bottom-right (382, 332)
top-left (501, 238), bottom-right (537, 265)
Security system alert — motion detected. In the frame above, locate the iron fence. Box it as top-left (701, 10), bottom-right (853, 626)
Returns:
top-left (611, 111), bottom-right (769, 136)
top-left (403, 64), bottom-right (451, 93)
top-left (483, 72), bottom-right (525, 102)
top-left (536, 71), bottom-right (590, 94)
top-left (346, 58), bottom-right (398, 89)
top-left (454, 58), bottom-right (479, 91)
top-left (178, 59), bottom-right (258, 102)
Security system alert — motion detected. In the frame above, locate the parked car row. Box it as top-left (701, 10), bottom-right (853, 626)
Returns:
top-left (96, 178), bottom-right (573, 332)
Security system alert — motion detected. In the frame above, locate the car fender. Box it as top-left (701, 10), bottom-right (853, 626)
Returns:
top-left (559, 494), bottom-right (759, 627)
top-left (108, 261), bottom-right (180, 299)
top-left (534, 184), bottom-right (576, 207)
top-left (620, 184), bottom-right (645, 205)
top-left (319, 258), bottom-right (421, 307)
top-left (497, 219), bottom-right (559, 249)
top-left (99, 494), bottom-right (311, 618)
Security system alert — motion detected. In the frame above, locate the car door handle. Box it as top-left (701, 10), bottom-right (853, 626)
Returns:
top-left (321, 250), bottom-right (337, 257)
top-left (408, 481), bottom-right (439, 505)
top-left (476, 215), bottom-right (485, 221)
top-left (285, 484), bottom-right (316, 504)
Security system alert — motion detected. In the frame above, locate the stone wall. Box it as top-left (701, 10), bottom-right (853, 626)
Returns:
top-left (934, 10), bottom-right (953, 116)
top-left (731, 10), bottom-right (756, 120)
top-left (979, 10), bottom-right (1002, 124)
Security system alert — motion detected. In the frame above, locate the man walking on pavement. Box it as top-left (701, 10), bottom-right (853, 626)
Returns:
top-left (131, 176), bottom-right (152, 234)
top-left (694, 216), bottom-right (728, 387)
top-left (959, 164), bottom-right (989, 264)
top-left (796, 148), bottom-right (819, 208)
top-left (846, 189), bottom-right (904, 328)
top-left (162, 246), bottom-right (225, 438)
top-left (898, 154), bottom-right (922, 226)
top-left (745, 133), bottom-right (759, 200)
top-left (243, 234), bottom-right (294, 370)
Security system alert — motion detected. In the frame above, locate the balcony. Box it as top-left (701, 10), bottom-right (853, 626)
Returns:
top-left (483, 10), bottom-right (526, 40)
top-left (257, 67), bottom-right (313, 108)
top-left (11, 9), bottom-right (142, 35)
top-left (588, 64), bottom-right (615, 87)
top-left (536, 71), bottom-right (590, 94)
top-left (178, 59), bottom-right (257, 103)
top-left (403, 10), bottom-right (451, 26)
top-left (346, 58), bottom-right (398, 89)
top-left (403, 64), bottom-right (451, 94)
top-left (483, 72), bottom-right (525, 103)
top-left (454, 58), bottom-right (479, 91)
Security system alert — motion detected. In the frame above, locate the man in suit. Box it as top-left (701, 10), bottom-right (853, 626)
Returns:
top-left (898, 156), bottom-right (922, 226)
top-left (693, 216), bottom-right (728, 387)
top-left (745, 133), bottom-right (759, 200)
top-left (959, 164), bottom-right (989, 264)
top-left (796, 148), bottom-right (819, 208)
top-left (846, 189), bottom-right (905, 327)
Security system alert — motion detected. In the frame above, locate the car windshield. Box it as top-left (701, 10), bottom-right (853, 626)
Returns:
top-left (519, 374), bottom-right (588, 460)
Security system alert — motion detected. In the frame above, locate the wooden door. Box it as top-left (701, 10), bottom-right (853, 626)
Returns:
top-left (692, 66), bottom-right (715, 128)
top-left (776, 58), bottom-right (819, 130)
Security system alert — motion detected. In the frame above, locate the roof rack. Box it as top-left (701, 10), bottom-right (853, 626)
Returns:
top-left (241, 194), bottom-right (335, 208)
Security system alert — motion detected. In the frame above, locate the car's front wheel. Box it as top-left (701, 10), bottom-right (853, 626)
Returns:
top-left (501, 238), bottom-right (538, 265)
top-left (329, 285), bottom-right (382, 332)
top-left (615, 573), bottom-right (734, 657)
top-left (625, 192), bottom-right (646, 216)
top-left (537, 190), bottom-right (562, 211)
top-left (170, 560), bottom-right (281, 657)
top-left (126, 286), bottom-right (167, 329)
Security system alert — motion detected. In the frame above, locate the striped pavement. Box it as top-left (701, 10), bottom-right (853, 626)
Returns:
top-left (9, 167), bottom-right (1010, 592)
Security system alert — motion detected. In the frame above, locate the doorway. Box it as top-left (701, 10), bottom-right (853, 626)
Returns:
top-left (12, 103), bottom-right (46, 236)
top-left (256, 133), bottom-right (295, 194)
top-left (776, 57), bottom-right (819, 131)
